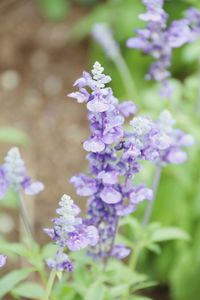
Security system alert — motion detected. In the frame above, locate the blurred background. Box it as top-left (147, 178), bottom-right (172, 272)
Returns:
top-left (1, 0), bottom-right (200, 300)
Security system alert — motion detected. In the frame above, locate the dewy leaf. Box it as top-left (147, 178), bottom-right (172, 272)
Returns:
top-left (151, 227), bottom-right (190, 243)
top-left (12, 282), bottom-right (45, 299)
top-left (0, 126), bottom-right (30, 145)
top-left (84, 281), bottom-right (105, 300)
top-left (0, 269), bottom-right (33, 298)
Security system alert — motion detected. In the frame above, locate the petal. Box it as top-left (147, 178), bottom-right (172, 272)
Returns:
top-left (100, 187), bottom-right (122, 204)
top-left (83, 138), bottom-right (105, 153)
top-left (24, 181), bottom-right (44, 195)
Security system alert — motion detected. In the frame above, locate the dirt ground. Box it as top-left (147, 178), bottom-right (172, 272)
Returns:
top-left (0, 1), bottom-right (169, 299)
top-left (0, 0), bottom-right (90, 243)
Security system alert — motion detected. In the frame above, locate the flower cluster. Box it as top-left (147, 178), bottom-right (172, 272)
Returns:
top-left (69, 62), bottom-right (153, 258)
top-left (44, 194), bottom-right (98, 272)
top-left (69, 62), bottom-right (193, 260)
top-left (126, 110), bottom-right (194, 166)
top-left (0, 147), bottom-right (44, 199)
top-left (127, 0), bottom-right (200, 96)
top-left (0, 254), bottom-right (7, 268)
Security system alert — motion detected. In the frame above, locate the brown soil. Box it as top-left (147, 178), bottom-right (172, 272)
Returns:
top-left (0, 0), bottom-right (90, 244)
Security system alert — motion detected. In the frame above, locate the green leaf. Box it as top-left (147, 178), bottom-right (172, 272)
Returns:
top-left (12, 282), bottom-right (45, 299)
top-left (39, 0), bottom-right (70, 21)
top-left (0, 269), bottom-right (33, 298)
top-left (85, 281), bottom-right (105, 300)
top-left (151, 227), bottom-right (190, 243)
top-left (0, 126), bottom-right (30, 145)
top-left (130, 297), bottom-right (153, 300)
top-left (107, 284), bottom-right (129, 298)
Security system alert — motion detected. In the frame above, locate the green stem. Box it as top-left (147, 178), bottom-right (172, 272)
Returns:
top-left (114, 54), bottom-right (138, 100)
top-left (142, 166), bottom-right (162, 228)
top-left (122, 245), bottom-right (142, 300)
top-left (18, 192), bottom-right (34, 240)
top-left (195, 58), bottom-right (200, 115)
top-left (43, 269), bottom-right (57, 300)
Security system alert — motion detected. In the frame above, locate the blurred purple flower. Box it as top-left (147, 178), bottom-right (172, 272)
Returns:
top-left (0, 254), bottom-right (7, 267)
top-left (0, 147), bottom-right (44, 198)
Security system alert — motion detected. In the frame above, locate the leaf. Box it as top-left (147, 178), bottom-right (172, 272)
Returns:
top-left (0, 126), bottom-right (30, 145)
top-left (107, 284), bottom-right (129, 298)
top-left (130, 297), bottom-right (153, 300)
top-left (151, 227), bottom-right (190, 243)
top-left (12, 282), bottom-right (45, 299)
top-left (145, 243), bottom-right (161, 255)
top-left (39, 0), bottom-right (70, 21)
top-left (85, 281), bottom-right (105, 300)
top-left (0, 269), bottom-right (33, 298)
top-left (0, 241), bottom-right (29, 258)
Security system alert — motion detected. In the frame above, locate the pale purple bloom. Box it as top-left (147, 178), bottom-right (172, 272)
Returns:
top-left (186, 7), bottom-right (200, 40)
top-left (111, 244), bottom-right (131, 260)
top-left (127, 1), bottom-right (200, 96)
top-left (70, 175), bottom-right (98, 197)
top-left (166, 148), bottom-right (188, 164)
top-left (0, 168), bottom-right (9, 198)
top-left (0, 254), bottom-right (7, 267)
top-left (0, 147), bottom-right (44, 198)
top-left (167, 20), bottom-right (191, 48)
top-left (117, 101), bottom-right (137, 117)
top-left (83, 137), bottom-right (105, 153)
top-left (100, 187), bottom-right (122, 204)
top-left (45, 194), bottom-right (98, 271)
top-left (69, 62), bottom-right (153, 258)
top-left (69, 63), bottom-right (193, 260)
top-left (130, 186), bottom-right (153, 204)
top-left (46, 251), bottom-right (73, 272)
top-left (67, 225), bottom-right (98, 251)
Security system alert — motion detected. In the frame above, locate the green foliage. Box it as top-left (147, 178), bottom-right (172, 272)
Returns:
top-left (12, 282), bottom-right (45, 299)
top-left (0, 126), bottom-right (30, 145)
top-left (85, 281), bottom-right (105, 300)
top-left (39, 0), bottom-right (70, 21)
top-left (0, 269), bottom-right (33, 298)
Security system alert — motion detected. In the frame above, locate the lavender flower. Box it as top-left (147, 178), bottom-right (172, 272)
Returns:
top-left (0, 254), bottom-right (7, 267)
top-left (69, 62), bottom-right (152, 259)
top-left (46, 250), bottom-right (73, 272)
top-left (44, 194), bottom-right (98, 271)
top-left (69, 62), bottom-right (194, 260)
top-left (186, 7), bottom-right (200, 41)
top-left (0, 147), bottom-right (44, 198)
top-left (126, 1), bottom-right (199, 96)
top-left (128, 110), bottom-right (194, 166)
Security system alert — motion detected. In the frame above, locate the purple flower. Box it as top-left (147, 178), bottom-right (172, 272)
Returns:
top-left (111, 244), bottom-right (131, 260)
top-left (130, 186), bottom-right (153, 204)
top-left (167, 20), bottom-right (191, 48)
top-left (83, 137), bottom-right (105, 153)
top-left (70, 175), bottom-right (98, 197)
top-left (67, 225), bottom-right (98, 251)
top-left (69, 63), bottom-right (193, 261)
top-left (186, 7), bottom-right (200, 40)
top-left (45, 194), bottom-right (98, 271)
top-left (46, 251), bottom-right (73, 272)
top-left (0, 254), bottom-right (7, 267)
top-left (0, 147), bottom-right (44, 198)
top-left (126, 1), bottom-right (200, 96)
top-left (0, 167), bottom-right (9, 198)
top-left (100, 187), bottom-right (122, 204)
top-left (117, 101), bottom-right (137, 117)
top-left (69, 62), bottom-right (153, 259)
